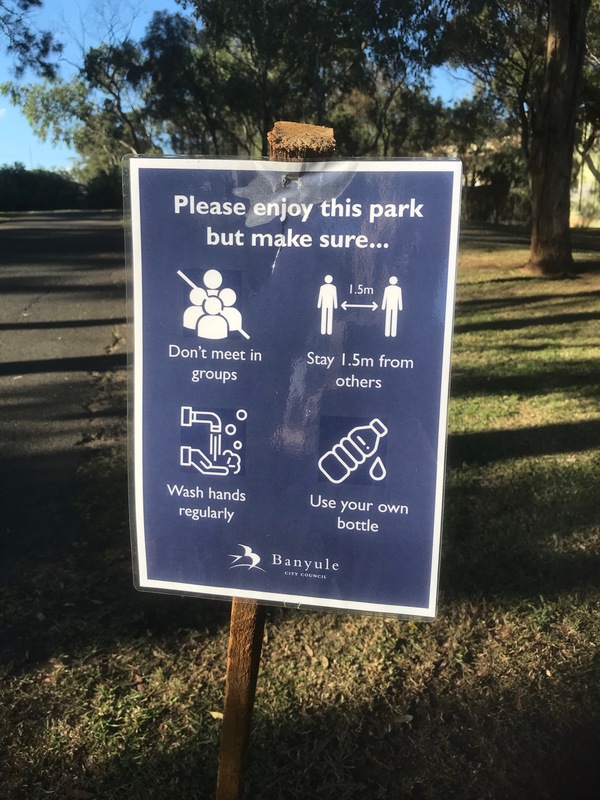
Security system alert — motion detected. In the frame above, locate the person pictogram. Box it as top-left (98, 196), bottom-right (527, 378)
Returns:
top-left (317, 275), bottom-right (338, 335)
top-left (381, 276), bottom-right (403, 337)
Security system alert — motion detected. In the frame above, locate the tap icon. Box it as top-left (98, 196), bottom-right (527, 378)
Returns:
top-left (179, 406), bottom-right (243, 476)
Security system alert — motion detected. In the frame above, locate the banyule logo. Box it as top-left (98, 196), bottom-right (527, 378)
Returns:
top-left (229, 544), bottom-right (265, 571)
top-left (227, 544), bottom-right (341, 580)
top-left (272, 552), bottom-right (340, 580)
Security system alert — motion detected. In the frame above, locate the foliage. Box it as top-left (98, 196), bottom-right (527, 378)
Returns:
top-left (578, 0), bottom-right (600, 185)
top-left (439, 0), bottom-right (595, 273)
top-left (2, 2), bottom-right (451, 176)
top-left (0, 162), bottom-right (83, 210)
top-left (0, 0), bottom-right (62, 77)
top-left (140, 11), bottom-right (253, 156)
top-left (1, 53), bottom-right (162, 183)
top-left (446, 89), bottom-right (529, 222)
top-left (1, 78), bottom-right (89, 148)
top-left (178, 0), bottom-right (445, 154)
top-left (0, 162), bottom-right (123, 210)
top-left (436, 0), bottom-right (599, 161)
top-left (329, 81), bottom-right (446, 157)
top-left (2, 0), bottom-right (597, 235)
top-left (83, 167), bottom-right (123, 210)
top-left (437, 0), bottom-right (544, 159)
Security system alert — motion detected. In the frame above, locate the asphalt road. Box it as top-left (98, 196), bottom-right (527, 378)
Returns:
top-left (0, 210), bottom-right (127, 583)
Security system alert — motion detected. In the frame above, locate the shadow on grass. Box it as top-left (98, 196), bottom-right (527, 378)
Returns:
top-left (243, 692), bottom-right (600, 800)
top-left (574, 257), bottom-right (600, 275)
top-left (0, 467), bottom-right (231, 669)
top-left (2, 214), bottom-right (599, 799)
top-left (442, 447), bottom-right (600, 600)
top-left (458, 223), bottom-right (600, 278)
top-left (2, 433), bottom-right (599, 798)
top-left (460, 222), bottom-right (530, 249)
top-left (451, 360), bottom-right (600, 400)
top-left (9, 657), bottom-right (600, 800)
top-left (4, 410), bottom-right (597, 673)
top-left (456, 288), bottom-right (600, 314)
top-left (449, 419), bottom-right (600, 465)
top-left (460, 222), bottom-right (600, 256)
top-left (2, 434), bottom-right (599, 797)
top-left (454, 309), bottom-right (600, 334)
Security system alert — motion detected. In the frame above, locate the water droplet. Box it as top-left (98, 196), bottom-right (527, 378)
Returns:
top-left (369, 456), bottom-right (386, 481)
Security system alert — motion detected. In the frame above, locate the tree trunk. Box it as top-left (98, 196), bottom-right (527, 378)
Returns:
top-left (525, 0), bottom-right (590, 276)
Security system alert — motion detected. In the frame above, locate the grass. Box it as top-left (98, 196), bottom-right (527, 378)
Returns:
top-left (1, 222), bottom-right (599, 799)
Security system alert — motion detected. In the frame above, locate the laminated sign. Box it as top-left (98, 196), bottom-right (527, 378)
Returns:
top-left (127, 158), bottom-right (461, 617)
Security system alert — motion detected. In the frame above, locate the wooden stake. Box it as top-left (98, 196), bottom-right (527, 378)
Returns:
top-left (215, 121), bottom-right (336, 800)
top-left (215, 598), bottom-right (266, 800)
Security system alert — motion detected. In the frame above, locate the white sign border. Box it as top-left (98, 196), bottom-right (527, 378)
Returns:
top-left (128, 157), bottom-right (462, 619)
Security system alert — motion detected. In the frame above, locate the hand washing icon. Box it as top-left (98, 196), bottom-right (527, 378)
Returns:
top-left (179, 406), bottom-right (246, 477)
top-left (318, 418), bottom-right (388, 485)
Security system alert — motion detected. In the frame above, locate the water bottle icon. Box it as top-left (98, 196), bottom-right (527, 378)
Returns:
top-left (318, 418), bottom-right (388, 484)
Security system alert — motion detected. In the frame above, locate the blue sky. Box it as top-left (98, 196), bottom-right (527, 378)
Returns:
top-left (0, 0), bottom-right (170, 169)
top-left (0, 1), bottom-right (471, 171)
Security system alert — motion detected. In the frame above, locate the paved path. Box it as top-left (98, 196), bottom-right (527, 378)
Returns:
top-left (0, 211), bottom-right (127, 583)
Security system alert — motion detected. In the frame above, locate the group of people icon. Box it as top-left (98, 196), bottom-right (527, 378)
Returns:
top-left (179, 269), bottom-right (249, 340)
top-left (318, 275), bottom-right (404, 337)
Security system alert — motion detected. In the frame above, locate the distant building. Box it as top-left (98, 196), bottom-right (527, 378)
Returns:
top-left (571, 147), bottom-right (600, 228)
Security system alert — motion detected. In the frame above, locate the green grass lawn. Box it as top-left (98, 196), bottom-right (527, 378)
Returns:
top-left (1, 223), bottom-right (599, 799)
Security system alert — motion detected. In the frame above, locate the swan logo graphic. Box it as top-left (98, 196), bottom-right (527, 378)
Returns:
top-left (229, 544), bottom-right (266, 572)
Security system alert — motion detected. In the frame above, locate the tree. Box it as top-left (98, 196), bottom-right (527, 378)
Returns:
top-left (444, 88), bottom-right (528, 223)
top-left (439, 0), bottom-right (594, 276)
top-left (1, 12), bottom-right (246, 176)
top-left (577, 0), bottom-right (600, 180)
top-left (528, 1), bottom-right (591, 275)
top-left (0, 161), bottom-right (83, 209)
top-left (329, 82), bottom-right (446, 157)
top-left (2, 35), bottom-right (164, 183)
top-left (179, 0), bottom-right (444, 155)
top-left (4, 2), bottom-right (449, 174)
top-left (0, 0), bottom-right (61, 77)
top-left (140, 11), bottom-right (252, 155)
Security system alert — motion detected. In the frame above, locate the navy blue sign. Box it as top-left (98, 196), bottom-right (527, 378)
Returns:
top-left (128, 158), bottom-right (461, 617)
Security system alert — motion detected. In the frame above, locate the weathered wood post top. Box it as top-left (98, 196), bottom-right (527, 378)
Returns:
top-left (267, 121), bottom-right (336, 161)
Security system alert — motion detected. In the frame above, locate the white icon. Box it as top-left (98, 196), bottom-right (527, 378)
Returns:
top-left (341, 299), bottom-right (378, 312)
top-left (180, 407), bottom-right (247, 476)
top-left (317, 275), bottom-right (338, 335)
top-left (369, 456), bottom-right (386, 481)
top-left (318, 418), bottom-right (388, 484)
top-left (318, 276), bottom-right (405, 336)
top-left (179, 269), bottom-right (250, 340)
top-left (381, 277), bottom-right (403, 337)
top-left (229, 544), bottom-right (265, 571)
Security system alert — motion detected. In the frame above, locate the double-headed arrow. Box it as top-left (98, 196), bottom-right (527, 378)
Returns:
top-left (341, 300), bottom-right (378, 311)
